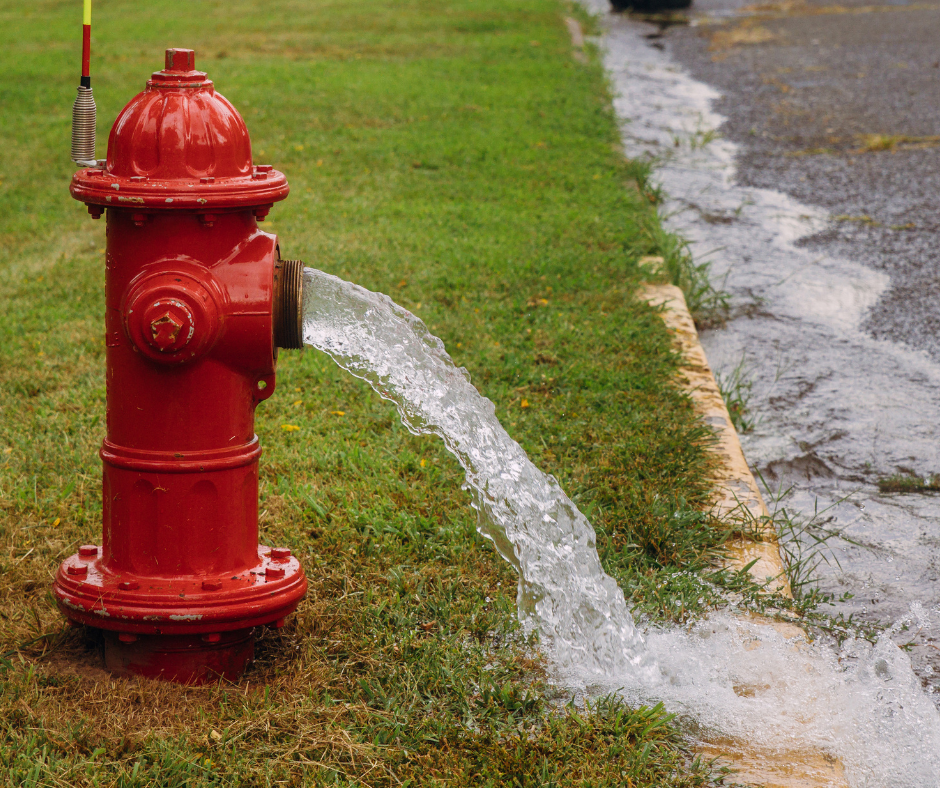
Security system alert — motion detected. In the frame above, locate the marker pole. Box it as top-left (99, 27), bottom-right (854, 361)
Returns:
top-left (81, 0), bottom-right (91, 88)
top-left (71, 0), bottom-right (97, 166)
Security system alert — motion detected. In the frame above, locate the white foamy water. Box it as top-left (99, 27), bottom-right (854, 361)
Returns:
top-left (639, 610), bottom-right (940, 786)
top-left (302, 266), bottom-right (940, 785)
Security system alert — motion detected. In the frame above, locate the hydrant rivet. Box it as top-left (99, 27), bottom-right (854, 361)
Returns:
top-left (78, 545), bottom-right (99, 558)
top-left (67, 564), bottom-right (88, 577)
top-left (202, 580), bottom-right (222, 591)
top-left (119, 580), bottom-right (140, 591)
top-left (270, 547), bottom-right (291, 562)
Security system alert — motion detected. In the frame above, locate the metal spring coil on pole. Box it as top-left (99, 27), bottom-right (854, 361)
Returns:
top-left (71, 86), bottom-right (97, 166)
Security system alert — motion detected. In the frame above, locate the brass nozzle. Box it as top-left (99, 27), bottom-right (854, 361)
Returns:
top-left (274, 259), bottom-right (304, 350)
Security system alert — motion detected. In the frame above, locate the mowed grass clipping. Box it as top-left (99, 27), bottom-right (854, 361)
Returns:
top-left (0, 0), bottom-right (733, 785)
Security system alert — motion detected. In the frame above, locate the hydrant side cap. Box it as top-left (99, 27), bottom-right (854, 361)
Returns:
top-left (69, 49), bottom-right (289, 211)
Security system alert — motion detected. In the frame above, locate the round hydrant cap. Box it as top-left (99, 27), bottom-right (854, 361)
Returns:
top-left (70, 49), bottom-right (289, 211)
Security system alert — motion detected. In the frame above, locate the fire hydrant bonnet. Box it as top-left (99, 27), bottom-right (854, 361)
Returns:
top-left (70, 48), bottom-right (289, 212)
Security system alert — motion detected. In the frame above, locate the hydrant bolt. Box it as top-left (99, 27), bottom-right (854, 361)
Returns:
top-left (145, 301), bottom-right (193, 353)
top-left (78, 545), bottom-right (99, 558)
top-left (270, 547), bottom-right (291, 562)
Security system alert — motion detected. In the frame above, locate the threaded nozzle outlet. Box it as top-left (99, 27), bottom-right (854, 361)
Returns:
top-left (274, 259), bottom-right (304, 350)
top-left (71, 86), bottom-right (97, 166)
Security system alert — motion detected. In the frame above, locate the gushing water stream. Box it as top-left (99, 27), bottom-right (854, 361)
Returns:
top-left (302, 266), bottom-right (940, 786)
top-left (301, 267), bottom-right (653, 681)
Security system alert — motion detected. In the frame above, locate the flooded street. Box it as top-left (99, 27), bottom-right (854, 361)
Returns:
top-left (582, 0), bottom-right (940, 689)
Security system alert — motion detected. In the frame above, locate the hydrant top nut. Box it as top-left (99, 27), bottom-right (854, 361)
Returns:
top-left (164, 48), bottom-right (196, 74)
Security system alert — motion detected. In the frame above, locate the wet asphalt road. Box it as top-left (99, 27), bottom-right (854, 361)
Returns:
top-left (585, 0), bottom-right (940, 689)
top-left (663, 0), bottom-right (940, 356)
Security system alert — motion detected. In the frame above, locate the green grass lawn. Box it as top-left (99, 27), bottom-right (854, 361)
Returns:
top-left (0, 0), bottom-right (738, 784)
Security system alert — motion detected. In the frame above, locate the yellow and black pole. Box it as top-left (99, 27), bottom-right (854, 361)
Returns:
top-left (70, 0), bottom-right (97, 166)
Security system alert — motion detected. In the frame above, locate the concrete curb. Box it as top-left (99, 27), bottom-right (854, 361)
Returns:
top-left (641, 284), bottom-right (848, 788)
top-left (640, 283), bottom-right (791, 596)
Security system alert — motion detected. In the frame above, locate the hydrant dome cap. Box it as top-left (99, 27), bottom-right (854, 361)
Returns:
top-left (69, 49), bottom-right (289, 211)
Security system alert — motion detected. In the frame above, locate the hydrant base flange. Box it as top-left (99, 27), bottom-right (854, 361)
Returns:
top-left (54, 546), bottom-right (306, 636)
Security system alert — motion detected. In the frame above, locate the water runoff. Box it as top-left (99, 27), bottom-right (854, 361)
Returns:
top-left (302, 266), bottom-right (940, 786)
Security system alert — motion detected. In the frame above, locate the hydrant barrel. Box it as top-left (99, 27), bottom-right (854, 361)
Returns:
top-left (54, 49), bottom-right (307, 684)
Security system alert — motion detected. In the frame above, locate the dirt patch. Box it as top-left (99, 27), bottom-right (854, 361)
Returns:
top-left (708, 20), bottom-right (778, 52)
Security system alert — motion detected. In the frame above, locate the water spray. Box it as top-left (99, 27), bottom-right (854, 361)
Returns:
top-left (70, 0), bottom-right (97, 166)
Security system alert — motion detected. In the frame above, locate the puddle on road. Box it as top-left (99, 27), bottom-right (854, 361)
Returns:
top-left (586, 3), bottom-right (940, 690)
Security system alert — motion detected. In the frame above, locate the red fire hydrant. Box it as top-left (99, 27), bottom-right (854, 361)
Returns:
top-left (53, 49), bottom-right (307, 684)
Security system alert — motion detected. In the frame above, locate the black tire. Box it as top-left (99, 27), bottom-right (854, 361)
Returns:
top-left (610, 0), bottom-right (692, 11)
